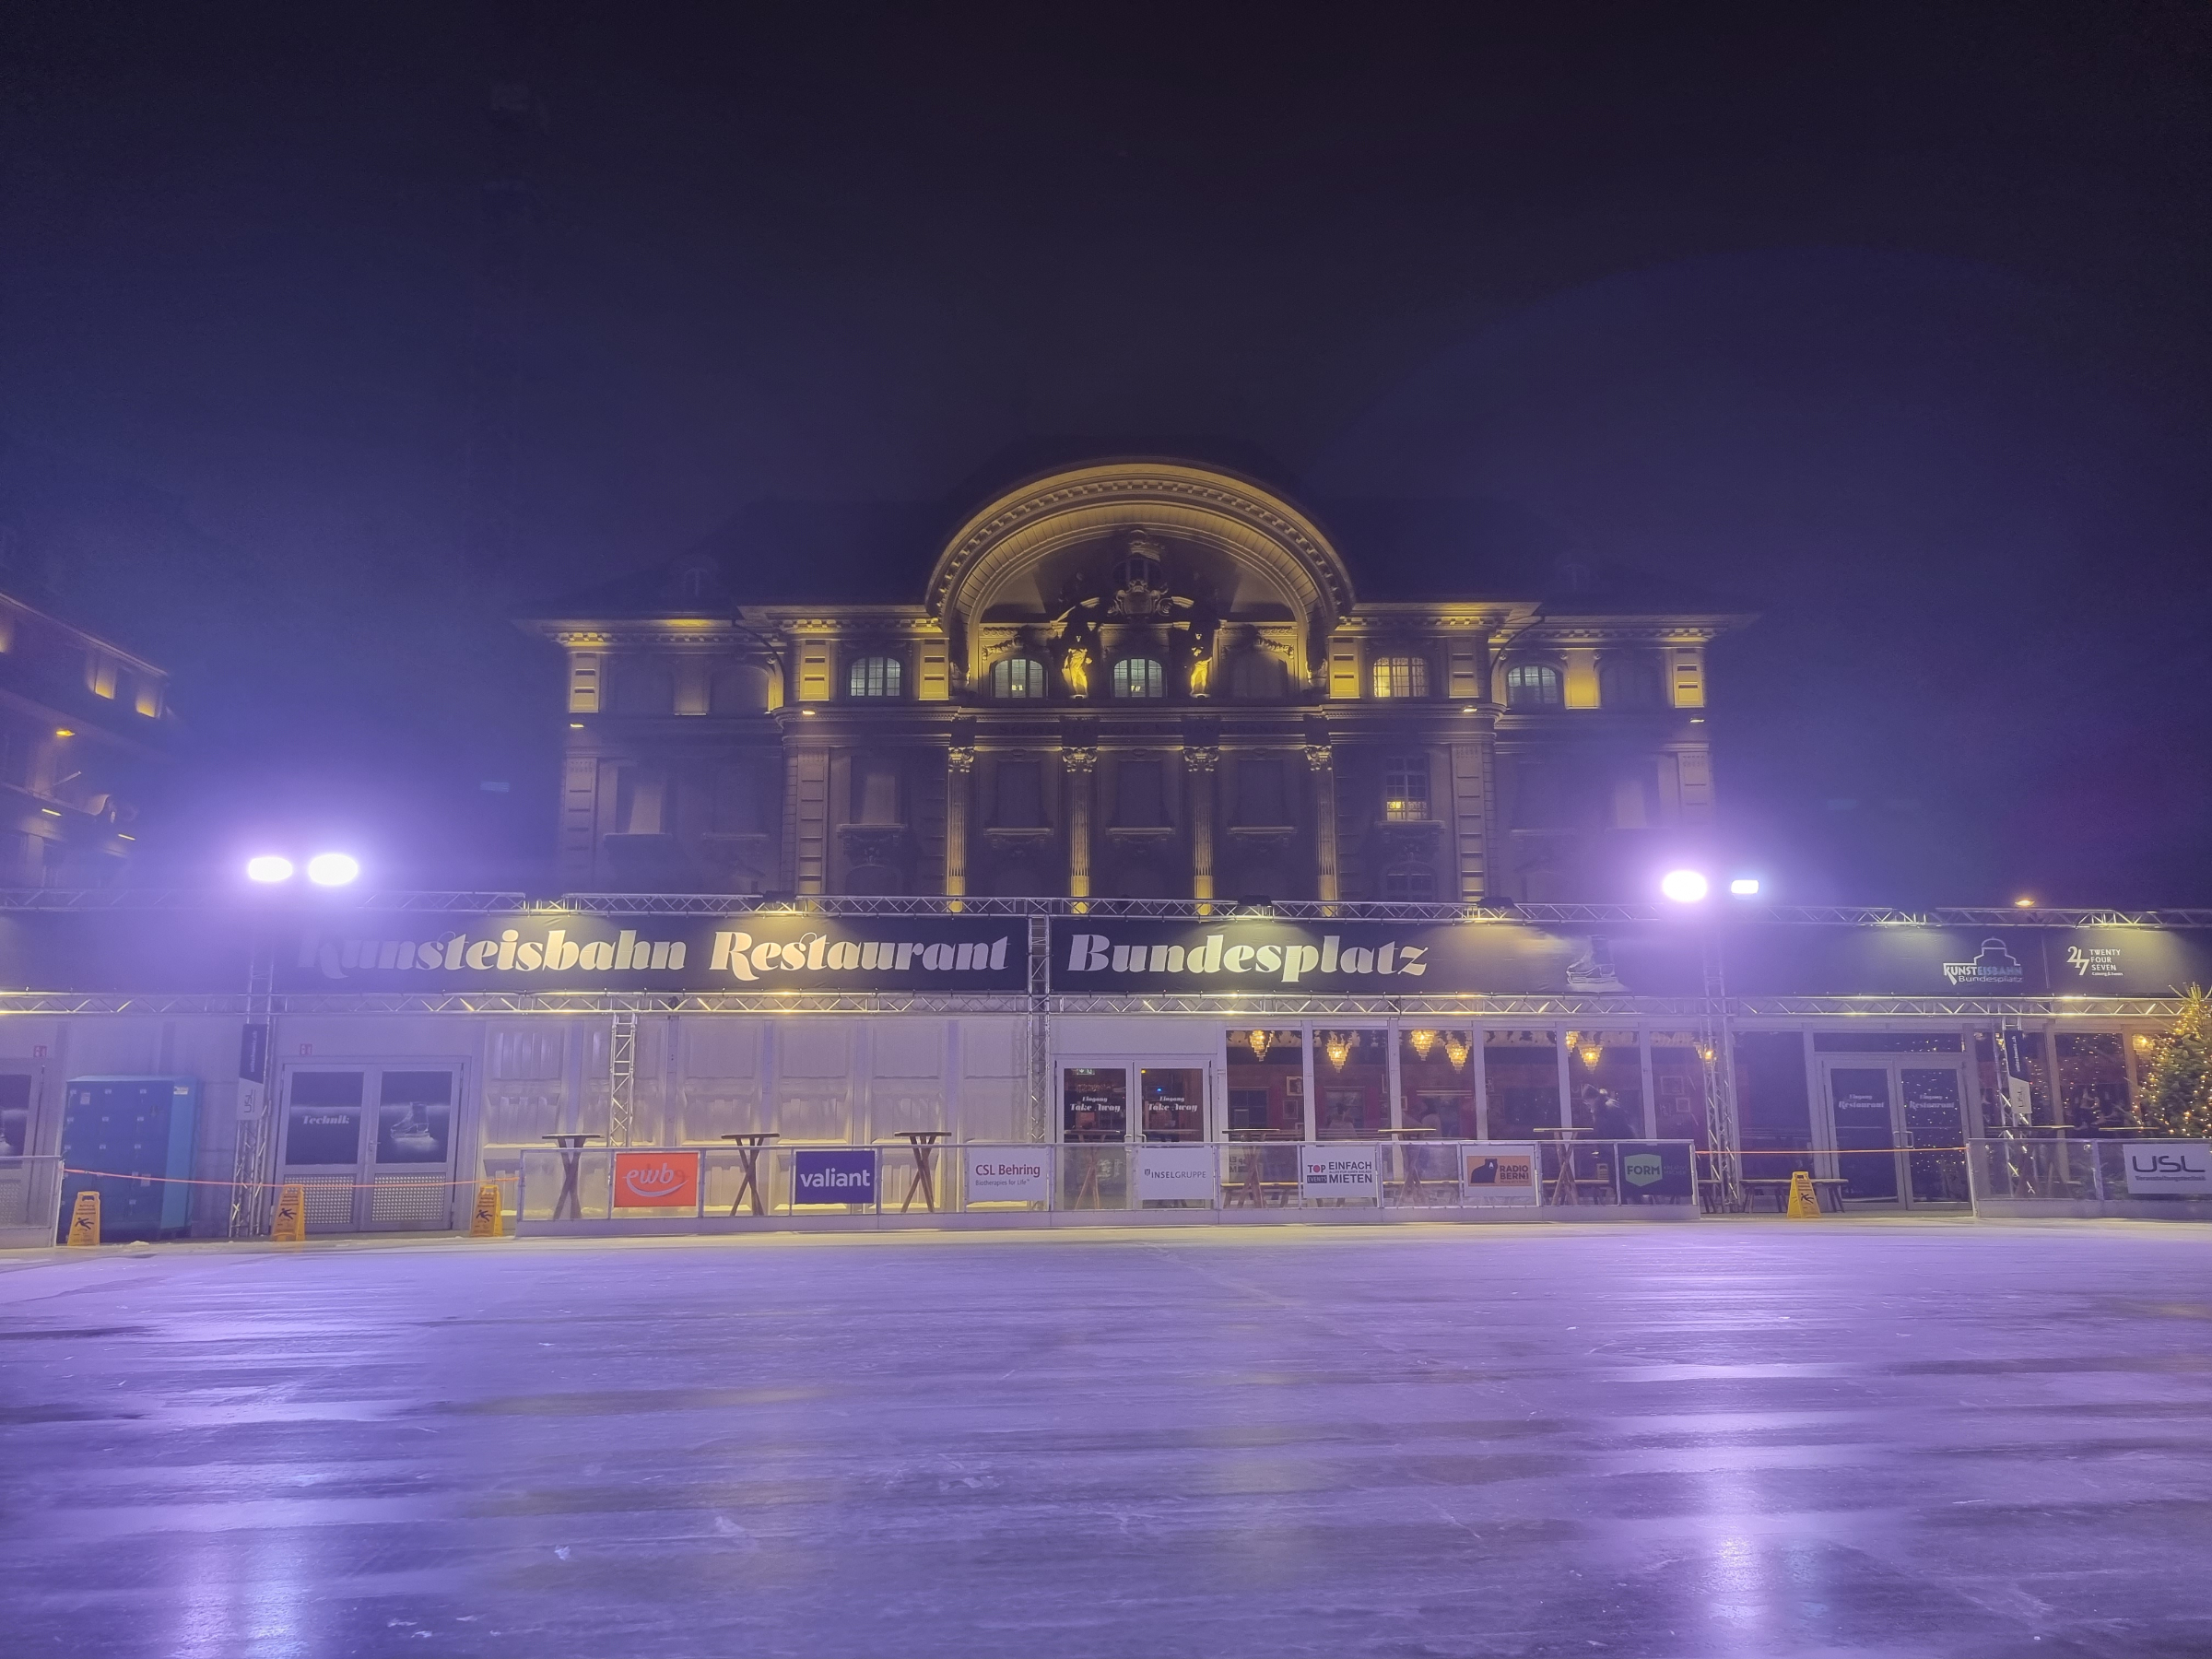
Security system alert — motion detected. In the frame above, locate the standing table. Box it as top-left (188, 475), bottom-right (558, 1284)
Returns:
top-left (888, 1130), bottom-right (949, 1213)
top-left (1377, 1125), bottom-right (1440, 1203)
top-left (721, 1133), bottom-right (780, 1217)
top-left (540, 1134), bottom-right (604, 1220)
top-left (1533, 1124), bottom-right (1594, 1206)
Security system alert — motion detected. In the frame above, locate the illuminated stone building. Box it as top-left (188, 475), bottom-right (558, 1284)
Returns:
top-left (0, 589), bottom-right (171, 887)
top-left (523, 459), bottom-right (1747, 903)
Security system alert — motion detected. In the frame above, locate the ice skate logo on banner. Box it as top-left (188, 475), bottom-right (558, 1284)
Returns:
top-left (1941, 938), bottom-right (2025, 986)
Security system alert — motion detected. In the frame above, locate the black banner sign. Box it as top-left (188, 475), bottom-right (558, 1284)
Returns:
top-left (0, 912), bottom-right (256, 994)
top-left (1049, 917), bottom-right (1703, 996)
top-left (278, 912), bottom-right (1027, 994)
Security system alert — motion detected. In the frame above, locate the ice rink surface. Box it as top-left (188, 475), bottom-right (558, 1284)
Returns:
top-left (1, 1220), bottom-right (2207, 1658)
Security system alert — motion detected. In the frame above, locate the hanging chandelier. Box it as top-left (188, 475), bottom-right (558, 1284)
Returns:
top-left (1245, 1029), bottom-right (1271, 1063)
top-left (1324, 1031), bottom-right (1354, 1071)
top-left (1579, 1040), bottom-right (1603, 1069)
top-left (1407, 1029), bottom-right (1438, 1061)
top-left (1442, 1034), bottom-right (1470, 1071)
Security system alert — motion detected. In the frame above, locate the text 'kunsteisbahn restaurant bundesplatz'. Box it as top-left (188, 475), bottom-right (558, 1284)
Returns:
top-left (3, 459), bottom-right (2208, 1245)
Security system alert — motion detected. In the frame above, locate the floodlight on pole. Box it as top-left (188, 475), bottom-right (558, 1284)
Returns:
top-left (1659, 869), bottom-right (1709, 903)
top-left (305, 853), bottom-right (360, 887)
top-left (245, 855), bottom-right (294, 883)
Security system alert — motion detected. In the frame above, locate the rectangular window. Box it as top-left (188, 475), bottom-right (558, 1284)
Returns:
top-left (1234, 758), bottom-right (1288, 827)
top-left (1371, 655), bottom-right (1430, 699)
top-left (1114, 760), bottom-right (1166, 828)
top-left (615, 767), bottom-right (666, 834)
top-left (994, 760), bottom-right (1044, 828)
top-left (1382, 755), bottom-right (1430, 822)
top-left (854, 756), bottom-right (900, 825)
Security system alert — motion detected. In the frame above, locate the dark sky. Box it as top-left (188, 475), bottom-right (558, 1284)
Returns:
top-left (2, 3), bottom-right (2207, 903)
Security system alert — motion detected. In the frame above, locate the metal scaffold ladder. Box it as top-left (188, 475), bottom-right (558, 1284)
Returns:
top-left (227, 941), bottom-right (276, 1239)
top-left (607, 1010), bottom-right (638, 1147)
top-left (1700, 933), bottom-right (1743, 1213)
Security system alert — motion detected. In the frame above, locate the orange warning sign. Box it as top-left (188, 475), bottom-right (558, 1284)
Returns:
top-left (65, 1190), bottom-right (100, 1247)
top-left (468, 1182), bottom-right (503, 1237)
top-left (270, 1183), bottom-right (308, 1241)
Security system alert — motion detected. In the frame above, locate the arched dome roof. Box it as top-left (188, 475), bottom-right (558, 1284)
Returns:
top-left (924, 460), bottom-right (1354, 632)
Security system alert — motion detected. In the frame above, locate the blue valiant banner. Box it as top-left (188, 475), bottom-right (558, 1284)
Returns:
top-left (278, 913), bottom-right (1025, 993)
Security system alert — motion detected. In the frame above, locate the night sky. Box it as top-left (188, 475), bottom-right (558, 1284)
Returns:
top-left (2, 4), bottom-right (2206, 903)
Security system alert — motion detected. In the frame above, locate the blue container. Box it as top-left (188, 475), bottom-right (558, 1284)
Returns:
top-left (59, 1077), bottom-right (201, 1241)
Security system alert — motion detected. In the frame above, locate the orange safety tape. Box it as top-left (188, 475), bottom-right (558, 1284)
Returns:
top-left (63, 1166), bottom-right (516, 1190)
top-left (1689, 1150), bottom-right (1972, 1159)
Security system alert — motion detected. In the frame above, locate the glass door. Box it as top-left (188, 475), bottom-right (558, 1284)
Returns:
top-left (1057, 1059), bottom-right (1128, 1211)
top-left (279, 1065), bottom-right (462, 1232)
top-left (1900, 1066), bottom-right (1969, 1205)
top-left (1827, 1066), bottom-right (1900, 1203)
top-left (1821, 1059), bottom-right (1971, 1207)
top-left (1138, 1067), bottom-right (1205, 1141)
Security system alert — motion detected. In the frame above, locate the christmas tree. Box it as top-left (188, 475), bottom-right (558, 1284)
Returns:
top-left (2139, 985), bottom-right (2212, 1138)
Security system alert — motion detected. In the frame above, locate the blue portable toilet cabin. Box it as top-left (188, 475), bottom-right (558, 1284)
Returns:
top-left (59, 1077), bottom-right (201, 1241)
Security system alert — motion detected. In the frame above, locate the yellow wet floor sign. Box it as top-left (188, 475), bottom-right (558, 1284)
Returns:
top-left (270, 1183), bottom-right (307, 1242)
top-left (1786, 1170), bottom-right (1820, 1218)
top-left (65, 1190), bottom-right (100, 1247)
top-left (468, 1182), bottom-right (502, 1238)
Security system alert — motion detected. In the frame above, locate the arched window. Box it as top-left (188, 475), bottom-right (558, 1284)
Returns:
top-left (1371, 655), bottom-right (1430, 699)
top-left (991, 656), bottom-right (1047, 700)
top-left (1112, 657), bottom-right (1164, 700)
top-left (847, 654), bottom-right (902, 699)
top-left (1505, 663), bottom-right (1562, 709)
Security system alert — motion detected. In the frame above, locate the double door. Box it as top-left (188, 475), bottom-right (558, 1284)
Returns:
top-left (1060, 1059), bottom-right (1209, 1142)
top-left (1820, 1058), bottom-right (1970, 1206)
top-left (277, 1064), bottom-right (465, 1232)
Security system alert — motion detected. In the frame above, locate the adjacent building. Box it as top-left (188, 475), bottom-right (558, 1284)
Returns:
top-left (0, 590), bottom-right (171, 888)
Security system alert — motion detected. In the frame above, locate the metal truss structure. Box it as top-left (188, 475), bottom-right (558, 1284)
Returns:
top-left (5, 887), bottom-right (2207, 928)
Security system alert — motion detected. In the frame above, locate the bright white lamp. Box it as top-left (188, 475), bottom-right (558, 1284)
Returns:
top-left (305, 853), bottom-right (360, 887)
top-left (1660, 868), bottom-right (1709, 903)
top-left (245, 855), bottom-right (293, 883)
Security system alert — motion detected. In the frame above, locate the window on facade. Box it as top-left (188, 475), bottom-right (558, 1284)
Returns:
top-left (1382, 866), bottom-right (1437, 901)
top-left (1383, 755), bottom-right (1430, 822)
top-left (847, 654), bottom-right (902, 699)
top-left (1233, 757), bottom-right (1288, 827)
top-left (1598, 655), bottom-right (1663, 708)
top-left (1371, 655), bottom-right (1430, 699)
top-left (711, 764), bottom-right (771, 835)
top-left (994, 759), bottom-right (1044, 828)
top-left (853, 756), bottom-right (901, 825)
top-left (615, 767), bottom-right (667, 834)
top-left (1112, 657), bottom-right (1164, 700)
top-left (1505, 663), bottom-right (1562, 708)
top-left (1113, 760), bottom-right (1167, 827)
top-left (991, 656), bottom-right (1047, 699)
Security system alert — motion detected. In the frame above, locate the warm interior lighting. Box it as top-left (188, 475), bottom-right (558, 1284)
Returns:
top-left (2133, 1032), bottom-right (2154, 1053)
top-left (1245, 1029), bottom-right (1271, 1063)
top-left (1563, 1030), bottom-right (1579, 1050)
top-left (1697, 1041), bottom-right (1716, 1064)
top-left (1324, 1031), bottom-right (1354, 1071)
top-left (53, 728), bottom-right (74, 737)
top-left (569, 722), bottom-right (584, 729)
top-left (40, 808), bottom-right (60, 818)
top-left (245, 855), bottom-right (293, 883)
top-left (1579, 1042), bottom-right (1603, 1069)
top-left (1407, 1029), bottom-right (1438, 1061)
top-left (1442, 1035), bottom-right (1469, 1071)
top-left (306, 853), bottom-right (360, 887)
top-left (2013, 896), bottom-right (2034, 908)
top-left (1660, 869), bottom-right (1709, 903)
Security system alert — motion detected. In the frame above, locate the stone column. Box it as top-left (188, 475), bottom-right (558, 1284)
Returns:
top-left (944, 742), bottom-right (974, 899)
top-left (1063, 746), bottom-right (1096, 899)
top-left (1306, 742), bottom-right (1340, 903)
top-left (1185, 745), bottom-right (1218, 903)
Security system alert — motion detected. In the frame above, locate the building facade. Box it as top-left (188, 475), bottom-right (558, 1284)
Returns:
top-left (0, 590), bottom-right (171, 888)
top-left (524, 461), bottom-right (1746, 904)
